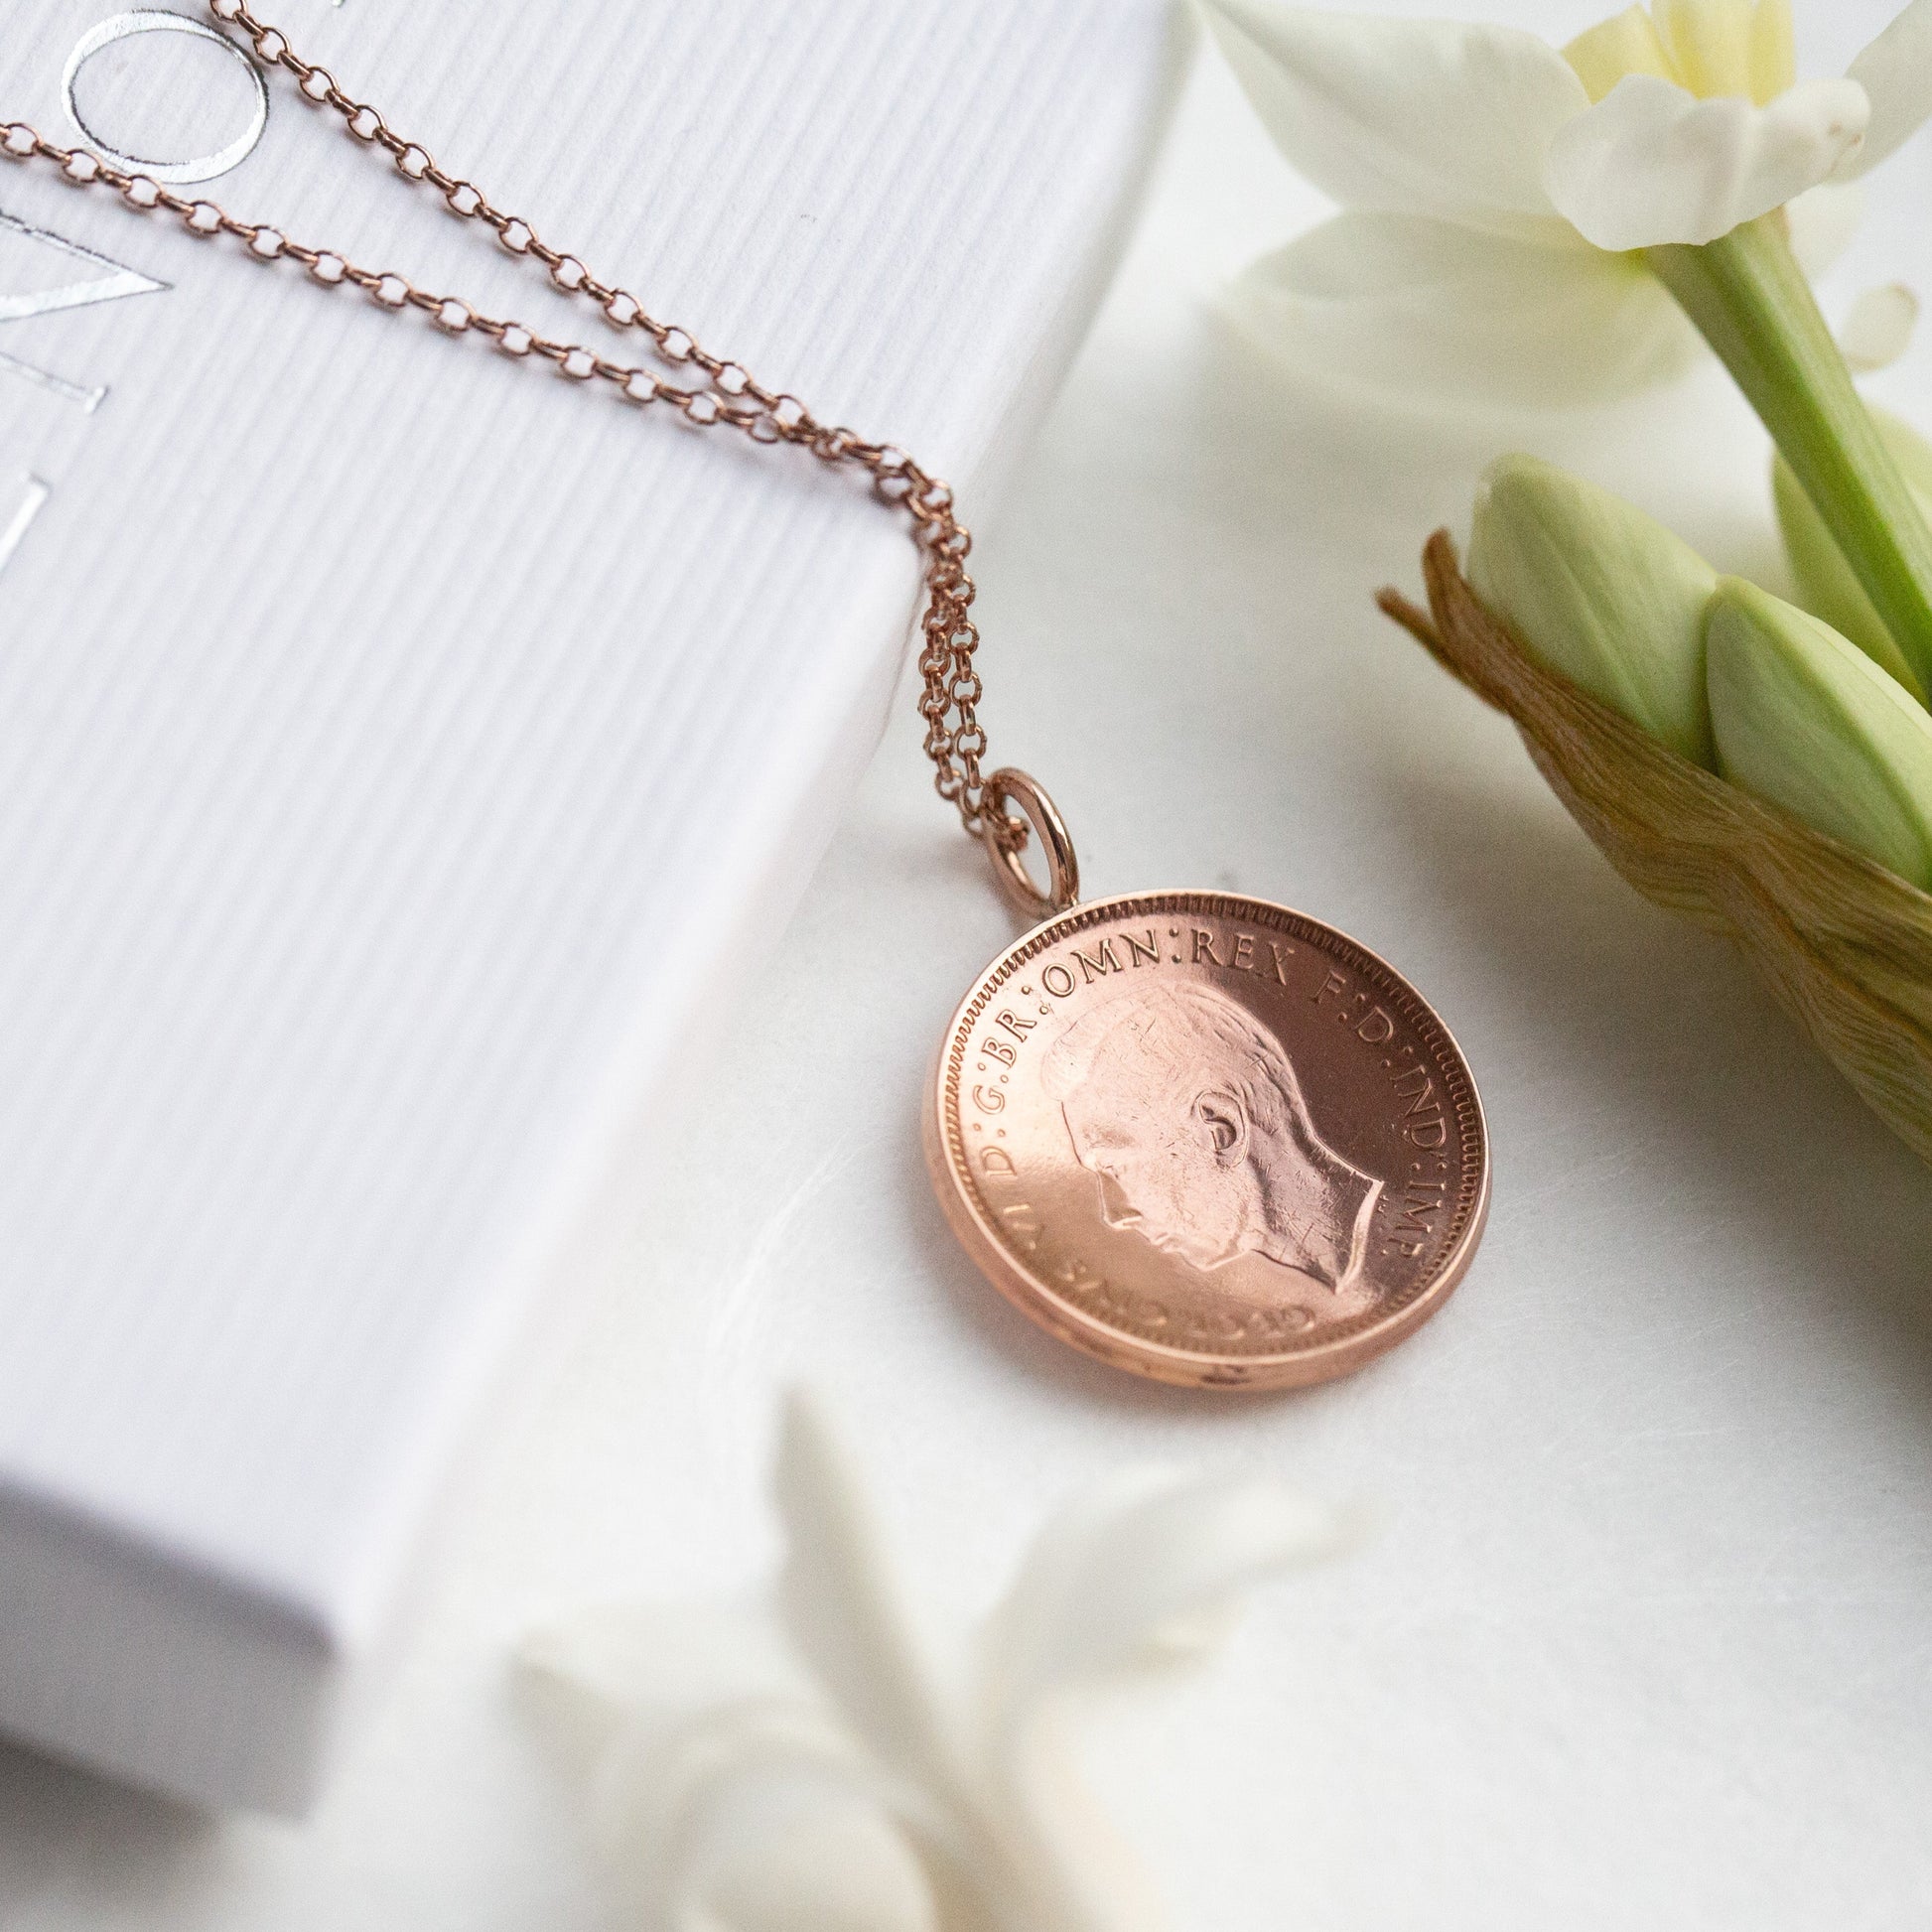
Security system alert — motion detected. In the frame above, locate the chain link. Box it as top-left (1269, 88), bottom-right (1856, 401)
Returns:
top-left (1, 0), bottom-right (1008, 840)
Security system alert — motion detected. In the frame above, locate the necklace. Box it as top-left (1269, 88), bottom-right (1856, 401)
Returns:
top-left (2, 0), bottom-right (1488, 1390)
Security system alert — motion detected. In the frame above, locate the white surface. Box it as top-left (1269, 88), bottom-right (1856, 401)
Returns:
top-left (0, 0), bottom-right (1183, 1810)
top-left (7, 0), bottom-right (1932, 1923)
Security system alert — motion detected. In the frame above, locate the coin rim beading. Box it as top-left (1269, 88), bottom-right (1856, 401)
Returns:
top-left (931, 891), bottom-right (1489, 1383)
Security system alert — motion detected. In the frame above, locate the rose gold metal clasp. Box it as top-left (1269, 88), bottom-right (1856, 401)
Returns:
top-left (981, 767), bottom-right (1079, 920)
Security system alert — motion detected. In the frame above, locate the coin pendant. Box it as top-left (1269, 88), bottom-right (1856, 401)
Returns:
top-left (925, 892), bottom-right (1489, 1390)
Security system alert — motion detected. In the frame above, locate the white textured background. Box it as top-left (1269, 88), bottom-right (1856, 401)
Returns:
top-left (0, 0), bottom-right (1182, 1806)
top-left (7, 0), bottom-right (1932, 1926)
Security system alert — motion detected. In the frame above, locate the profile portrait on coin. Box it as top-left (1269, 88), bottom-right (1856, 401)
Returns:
top-left (1039, 979), bottom-right (1382, 1289)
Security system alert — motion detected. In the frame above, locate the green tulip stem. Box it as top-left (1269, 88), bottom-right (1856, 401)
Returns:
top-left (1646, 214), bottom-right (1932, 695)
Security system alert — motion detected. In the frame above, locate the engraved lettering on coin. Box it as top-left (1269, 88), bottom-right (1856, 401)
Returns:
top-left (1039, 981), bottom-right (1381, 1288)
top-left (926, 892), bottom-right (1489, 1392)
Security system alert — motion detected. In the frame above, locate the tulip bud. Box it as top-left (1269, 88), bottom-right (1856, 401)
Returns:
top-left (1468, 454), bottom-right (1718, 766)
top-left (1707, 577), bottom-right (1932, 888)
top-left (1773, 405), bottom-right (1932, 704)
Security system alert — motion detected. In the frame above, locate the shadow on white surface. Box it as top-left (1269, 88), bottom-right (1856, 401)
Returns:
top-left (0, 1744), bottom-right (212, 1921)
top-left (1391, 756), bottom-right (1932, 1371)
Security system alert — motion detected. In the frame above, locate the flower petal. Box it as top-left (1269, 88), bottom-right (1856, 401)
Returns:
top-left (770, 1391), bottom-right (961, 1798)
top-left (1783, 179), bottom-right (1865, 277)
top-left (1565, 7), bottom-right (1680, 105)
top-left (1198, 0), bottom-right (1589, 237)
top-left (1545, 71), bottom-right (1870, 250)
top-left (595, 1701), bottom-right (941, 1932)
top-left (962, 1467), bottom-right (1344, 1932)
top-left (696, 1793), bottom-right (939, 1932)
top-left (1228, 209), bottom-right (1702, 409)
top-left (1653, 0), bottom-right (1755, 99)
top-left (1842, 0), bottom-right (1932, 180)
top-left (977, 1466), bottom-right (1342, 1725)
top-left (1748, 0), bottom-right (1797, 107)
top-left (1840, 283), bottom-right (1920, 372)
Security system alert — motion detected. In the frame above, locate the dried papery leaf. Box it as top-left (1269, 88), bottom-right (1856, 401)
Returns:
top-left (1379, 531), bottom-right (1932, 1166)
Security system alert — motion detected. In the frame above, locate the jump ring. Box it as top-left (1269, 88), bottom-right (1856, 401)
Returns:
top-left (979, 768), bottom-right (1079, 920)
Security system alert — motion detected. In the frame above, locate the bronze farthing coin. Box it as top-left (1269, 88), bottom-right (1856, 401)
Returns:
top-left (926, 892), bottom-right (1489, 1390)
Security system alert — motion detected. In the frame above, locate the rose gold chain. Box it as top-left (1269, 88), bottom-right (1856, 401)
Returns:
top-left (0, 0), bottom-right (1008, 842)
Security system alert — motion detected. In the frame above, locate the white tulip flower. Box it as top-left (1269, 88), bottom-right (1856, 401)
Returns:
top-left (1206, 0), bottom-right (1932, 696)
top-left (1202, 0), bottom-right (1932, 409)
top-left (520, 1392), bottom-right (1346, 1932)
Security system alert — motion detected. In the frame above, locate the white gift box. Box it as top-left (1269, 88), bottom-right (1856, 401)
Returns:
top-left (0, 0), bottom-right (1185, 1814)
